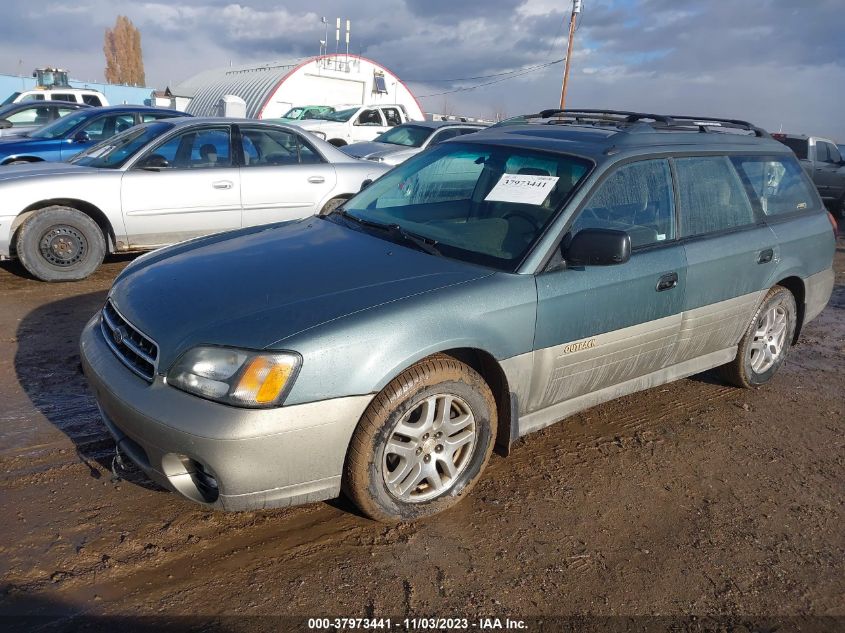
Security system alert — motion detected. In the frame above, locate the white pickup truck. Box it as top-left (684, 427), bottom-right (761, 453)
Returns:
top-left (289, 104), bottom-right (418, 147)
top-left (9, 88), bottom-right (109, 107)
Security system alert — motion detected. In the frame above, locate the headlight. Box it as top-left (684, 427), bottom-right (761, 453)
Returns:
top-left (167, 346), bottom-right (301, 408)
top-left (310, 130), bottom-right (327, 140)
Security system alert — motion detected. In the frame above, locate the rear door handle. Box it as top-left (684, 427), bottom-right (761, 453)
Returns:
top-left (757, 248), bottom-right (774, 264)
top-left (308, 176), bottom-right (326, 184)
top-left (212, 180), bottom-right (233, 190)
top-left (656, 272), bottom-right (678, 292)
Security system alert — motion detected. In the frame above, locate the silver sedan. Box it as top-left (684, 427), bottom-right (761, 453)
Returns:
top-left (0, 118), bottom-right (389, 281)
top-left (341, 121), bottom-right (487, 166)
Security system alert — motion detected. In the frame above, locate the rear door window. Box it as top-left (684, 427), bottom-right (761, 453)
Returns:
top-left (239, 127), bottom-right (324, 166)
top-left (382, 108), bottom-right (402, 126)
top-left (570, 159), bottom-right (675, 248)
top-left (82, 95), bottom-right (103, 106)
top-left (731, 155), bottom-right (817, 216)
top-left (51, 94), bottom-right (77, 103)
top-left (675, 156), bottom-right (756, 237)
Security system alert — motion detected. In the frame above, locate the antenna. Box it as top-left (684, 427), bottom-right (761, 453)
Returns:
top-left (335, 18), bottom-right (340, 56)
top-left (345, 20), bottom-right (351, 63)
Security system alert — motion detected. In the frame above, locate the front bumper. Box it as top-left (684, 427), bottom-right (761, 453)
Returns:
top-left (80, 316), bottom-right (373, 510)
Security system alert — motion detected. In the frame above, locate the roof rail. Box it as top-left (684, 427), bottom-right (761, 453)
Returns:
top-left (520, 109), bottom-right (770, 138)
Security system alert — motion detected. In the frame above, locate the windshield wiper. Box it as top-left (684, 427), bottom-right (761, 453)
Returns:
top-left (385, 223), bottom-right (442, 256)
top-left (337, 211), bottom-right (442, 256)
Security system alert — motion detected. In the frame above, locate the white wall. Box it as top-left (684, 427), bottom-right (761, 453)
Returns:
top-left (258, 56), bottom-right (425, 121)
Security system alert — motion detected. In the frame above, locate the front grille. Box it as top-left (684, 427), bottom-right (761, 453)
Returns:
top-left (100, 300), bottom-right (159, 382)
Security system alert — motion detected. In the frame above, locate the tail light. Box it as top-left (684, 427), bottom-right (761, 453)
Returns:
top-left (827, 211), bottom-right (839, 236)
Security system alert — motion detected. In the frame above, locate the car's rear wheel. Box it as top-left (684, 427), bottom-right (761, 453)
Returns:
top-left (719, 285), bottom-right (797, 388)
top-left (344, 355), bottom-right (497, 522)
top-left (15, 206), bottom-right (106, 281)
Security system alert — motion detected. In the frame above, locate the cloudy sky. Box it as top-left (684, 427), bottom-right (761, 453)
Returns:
top-left (2, 0), bottom-right (844, 139)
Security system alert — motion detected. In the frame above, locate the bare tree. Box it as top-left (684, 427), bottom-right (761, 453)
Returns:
top-left (104, 16), bottom-right (146, 86)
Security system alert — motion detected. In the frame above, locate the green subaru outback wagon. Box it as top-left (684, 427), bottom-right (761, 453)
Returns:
top-left (81, 109), bottom-right (836, 522)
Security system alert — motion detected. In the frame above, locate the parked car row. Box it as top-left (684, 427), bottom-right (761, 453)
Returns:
top-left (77, 108), bottom-right (836, 521)
top-left (0, 116), bottom-right (388, 280)
top-left (0, 105), bottom-right (181, 164)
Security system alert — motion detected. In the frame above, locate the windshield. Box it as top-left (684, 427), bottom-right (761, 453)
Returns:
top-left (340, 143), bottom-right (591, 271)
top-left (282, 107), bottom-right (305, 119)
top-left (29, 109), bottom-right (90, 139)
top-left (2, 92), bottom-right (20, 106)
top-left (374, 125), bottom-right (433, 147)
top-left (70, 122), bottom-right (175, 169)
top-left (316, 107), bottom-right (358, 122)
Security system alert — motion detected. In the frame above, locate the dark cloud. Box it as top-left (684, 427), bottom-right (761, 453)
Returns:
top-left (0, 1), bottom-right (842, 138)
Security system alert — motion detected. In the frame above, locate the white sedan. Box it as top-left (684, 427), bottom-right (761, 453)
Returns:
top-left (0, 118), bottom-right (389, 281)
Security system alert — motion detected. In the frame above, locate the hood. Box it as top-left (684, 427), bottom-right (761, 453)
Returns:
top-left (109, 218), bottom-right (492, 370)
top-left (0, 161), bottom-right (100, 182)
top-left (342, 141), bottom-right (398, 158)
top-left (291, 119), bottom-right (346, 131)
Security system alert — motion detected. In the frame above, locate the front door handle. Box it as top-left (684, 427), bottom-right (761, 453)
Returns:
top-left (212, 180), bottom-right (233, 190)
top-left (656, 272), bottom-right (678, 292)
top-left (757, 248), bottom-right (774, 264)
top-left (308, 175), bottom-right (326, 184)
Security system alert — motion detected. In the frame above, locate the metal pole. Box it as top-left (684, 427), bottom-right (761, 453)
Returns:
top-left (559, 0), bottom-right (581, 110)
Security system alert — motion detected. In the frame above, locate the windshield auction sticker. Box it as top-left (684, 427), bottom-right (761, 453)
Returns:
top-left (484, 173), bottom-right (559, 206)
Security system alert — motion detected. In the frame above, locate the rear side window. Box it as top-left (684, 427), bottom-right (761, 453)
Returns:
top-left (731, 156), bottom-right (817, 216)
top-left (82, 95), bottom-right (103, 106)
top-left (570, 159), bottom-right (675, 248)
top-left (775, 137), bottom-right (808, 160)
top-left (675, 156), bottom-right (755, 237)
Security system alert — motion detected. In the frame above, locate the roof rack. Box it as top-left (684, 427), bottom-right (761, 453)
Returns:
top-left (521, 109), bottom-right (770, 138)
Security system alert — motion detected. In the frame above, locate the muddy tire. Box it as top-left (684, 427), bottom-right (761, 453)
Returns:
top-left (719, 286), bottom-right (797, 388)
top-left (15, 206), bottom-right (106, 282)
top-left (344, 355), bottom-right (497, 522)
top-left (319, 196), bottom-right (347, 216)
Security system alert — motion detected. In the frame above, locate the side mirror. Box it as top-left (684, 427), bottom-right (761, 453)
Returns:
top-left (0, 119), bottom-right (11, 129)
top-left (359, 178), bottom-right (373, 191)
top-left (565, 228), bottom-right (631, 266)
top-left (73, 131), bottom-right (90, 143)
top-left (138, 154), bottom-right (170, 171)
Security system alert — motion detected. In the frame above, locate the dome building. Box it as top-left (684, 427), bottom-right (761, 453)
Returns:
top-left (172, 54), bottom-right (425, 121)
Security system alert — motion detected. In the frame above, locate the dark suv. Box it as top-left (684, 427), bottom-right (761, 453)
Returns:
top-left (773, 133), bottom-right (845, 216)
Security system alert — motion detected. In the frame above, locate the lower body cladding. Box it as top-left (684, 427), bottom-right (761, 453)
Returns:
top-left (79, 317), bottom-right (373, 510)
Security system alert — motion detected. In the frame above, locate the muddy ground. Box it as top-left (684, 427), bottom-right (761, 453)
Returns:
top-left (0, 236), bottom-right (843, 632)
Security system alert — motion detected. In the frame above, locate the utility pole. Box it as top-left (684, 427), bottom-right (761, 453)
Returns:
top-left (559, 0), bottom-right (582, 110)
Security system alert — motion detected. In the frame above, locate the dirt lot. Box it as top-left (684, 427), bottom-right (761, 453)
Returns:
top-left (0, 237), bottom-right (843, 631)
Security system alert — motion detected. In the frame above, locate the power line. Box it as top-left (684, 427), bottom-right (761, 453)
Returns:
top-left (416, 58), bottom-right (564, 97)
top-left (405, 59), bottom-right (565, 84)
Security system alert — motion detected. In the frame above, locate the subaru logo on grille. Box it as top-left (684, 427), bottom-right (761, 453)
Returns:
top-left (112, 326), bottom-right (128, 346)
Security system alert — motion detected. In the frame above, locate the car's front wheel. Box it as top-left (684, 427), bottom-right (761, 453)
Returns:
top-left (15, 206), bottom-right (106, 281)
top-left (720, 285), bottom-right (797, 388)
top-left (344, 355), bottom-right (497, 522)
